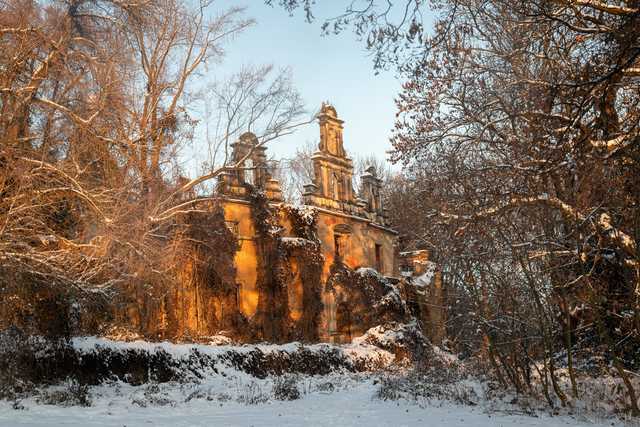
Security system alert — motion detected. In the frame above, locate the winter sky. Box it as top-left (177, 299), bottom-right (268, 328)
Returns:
top-left (184, 1), bottom-right (403, 174)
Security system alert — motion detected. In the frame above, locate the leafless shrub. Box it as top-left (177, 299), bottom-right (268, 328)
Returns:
top-left (236, 380), bottom-right (269, 405)
top-left (374, 370), bottom-right (479, 406)
top-left (272, 375), bottom-right (301, 401)
top-left (37, 379), bottom-right (91, 407)
top-left (314, 381), bottom-right (336, 394)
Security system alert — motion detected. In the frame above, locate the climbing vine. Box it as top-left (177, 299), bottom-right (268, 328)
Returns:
top-left (246, 186), bottom-right (291, 342)
top-left (280, 205), bottom-right (324, 342)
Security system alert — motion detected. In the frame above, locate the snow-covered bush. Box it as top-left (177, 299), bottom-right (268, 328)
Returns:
top-left (374, 371), bottom-right (479, 406)
top-left (352, 322), bottom-right (429, 364)
top-left (37, 379), bottom-right (91, 407)
top-left (0, 328), bottom-right (75, 400)
top-left (371, 333), bottom-right (480, 406)
top-left (130, 383), bottom-right (176, 408)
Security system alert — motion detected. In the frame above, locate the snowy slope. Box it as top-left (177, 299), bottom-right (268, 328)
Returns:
top-left (0, 378), bottom-right (624, 427)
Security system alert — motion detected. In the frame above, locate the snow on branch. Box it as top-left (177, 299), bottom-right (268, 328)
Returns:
top-left (568, 0), bottom-right (639, 16)
top-left (445, 195), bottom-right (637, 261)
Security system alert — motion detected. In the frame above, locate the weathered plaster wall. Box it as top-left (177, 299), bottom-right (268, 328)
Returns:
top-left (314, 209), bottom-right (397, 278)
top-left (220, 197), bottom-right (398, 343)
top-left (223, 200), bottom-right (397, 309)
top-left (222, 200), bottom-right (259, 318)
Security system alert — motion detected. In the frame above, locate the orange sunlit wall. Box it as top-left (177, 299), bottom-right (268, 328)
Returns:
top-left (223, 198), bottom-right (398, 341)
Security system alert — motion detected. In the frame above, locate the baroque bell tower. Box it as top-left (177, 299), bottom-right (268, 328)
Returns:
top-left (302, 102), bottom-right (389, 225)
top-left (303, 103), bottom-right (356, 211)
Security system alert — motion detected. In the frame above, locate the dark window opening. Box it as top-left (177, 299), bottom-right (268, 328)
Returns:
top-left (334, 234), bottom-right (343, 260)
top-left (375, 244), bottom-right (383, 273)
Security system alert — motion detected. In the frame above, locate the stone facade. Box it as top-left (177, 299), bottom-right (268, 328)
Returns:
top-left (218, 104), bottom-right (403, 342)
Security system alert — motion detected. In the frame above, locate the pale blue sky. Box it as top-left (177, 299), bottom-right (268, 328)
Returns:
top-left (185, 1), bottom-right (403, 173)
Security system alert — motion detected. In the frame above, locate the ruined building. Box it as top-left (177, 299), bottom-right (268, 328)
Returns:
top-left (213, 103), bottom-right (443, 343)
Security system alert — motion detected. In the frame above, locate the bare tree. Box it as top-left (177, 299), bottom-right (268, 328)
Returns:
top-left (276, 0), bottom-right (640, 412)
top-left (269, 140), bottom-right (316, 204)
top-left (150, 65), bottom-right (311, 222)
top-left (387, 0), bottom-right (640, 413)
top-left (265, 0), bottom-right (426, 69)
top-left (202, 65), bottom-right (305, 169)
top-left (0, 0), bottom-right (307, 301)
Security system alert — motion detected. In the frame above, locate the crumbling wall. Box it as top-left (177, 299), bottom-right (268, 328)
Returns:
top-left (164, 207), bottom-right (243, 340)
top-left (245, 189), bottom-right (325, 343)
top-left (398, 251), bottom-right (447, 346)
top-left (116, 193), bottom-right (411, 344)
top-left (311, 212), bottom-right (398, 280)
top-left (326, 264), bottom-right (409, 343)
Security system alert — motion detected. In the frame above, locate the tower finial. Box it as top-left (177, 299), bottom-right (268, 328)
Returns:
top-left (320, 102), bottom-right (337, 118)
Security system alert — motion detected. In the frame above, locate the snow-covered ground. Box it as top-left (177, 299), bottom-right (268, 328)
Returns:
top-left (0, 377), bottom-right (626, 427)
top-left (0, 335), bottom-right (635, 427)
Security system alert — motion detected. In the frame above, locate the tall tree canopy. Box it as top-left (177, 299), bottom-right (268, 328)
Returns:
top-left (0, 0), bottom-right (305, 294)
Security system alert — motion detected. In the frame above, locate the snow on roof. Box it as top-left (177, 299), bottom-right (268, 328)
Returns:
top-left (412, 261), bottom-right (437, 288)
